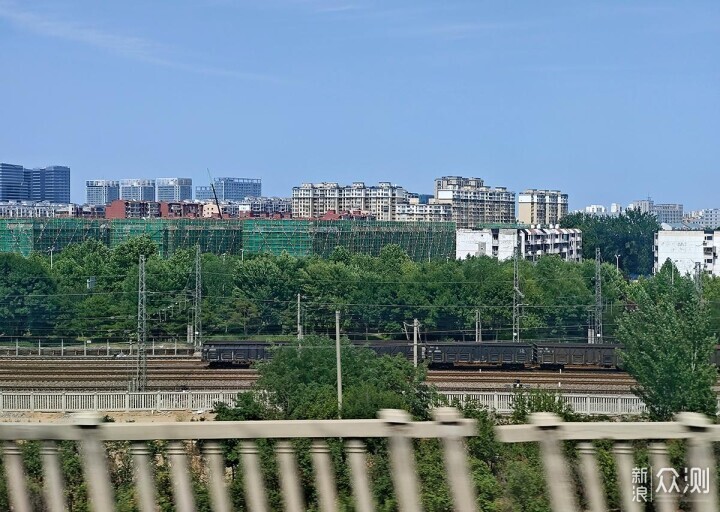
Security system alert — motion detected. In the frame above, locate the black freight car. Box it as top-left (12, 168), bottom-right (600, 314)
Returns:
top-left (202, 341), bottom-right (288, 366)
top-left (425, 342), bottom-right (534, 368)
top-left (533, 342), bottom-right (618, 369)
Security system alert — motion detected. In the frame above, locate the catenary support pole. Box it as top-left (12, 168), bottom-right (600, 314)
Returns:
top-left (413, 318), bottom-right (419, 368)
top-left (336, 310), bottom-right (342, 418)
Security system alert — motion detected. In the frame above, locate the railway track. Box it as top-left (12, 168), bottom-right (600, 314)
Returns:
top-left (0, 357), bottom-right (646, 393)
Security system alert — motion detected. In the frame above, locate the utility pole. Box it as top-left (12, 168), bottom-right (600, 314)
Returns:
top-left (335, 310), bottom-right (342, 417)
top-left (475, 309), bottom-right (482, 343)
top-left (512, 244), bottom-right (523, 342)
top-left (194, 246), bottom-right (202, 350)
top-left (695, 261), bottom-right (703, 297)
top-left (297, 293), bottom-right (303, 340)
top-left (594, 248), bottom-right (603, 344)
top-left (133, 255), bottom-right (147, 391)
top-left (413, 318), bottom-right (419, 367)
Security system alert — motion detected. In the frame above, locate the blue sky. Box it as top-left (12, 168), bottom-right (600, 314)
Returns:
top-left (1, 1), bottom-right (718, 209)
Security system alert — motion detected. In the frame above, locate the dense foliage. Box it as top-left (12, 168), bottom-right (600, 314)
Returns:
top-left (0, 236), bottom-right (634, 343)
top-left (618, 261), bottom-right (718, 420)
top-left (560, 210), bottom-right (660, 276)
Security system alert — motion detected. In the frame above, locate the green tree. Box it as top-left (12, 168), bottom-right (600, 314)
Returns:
top-left (561, 210), bottom-right (659, 275)
top-left (0, 253), bottom-right (58, 336)
top-left (618, 261), bottom-right (717, 420)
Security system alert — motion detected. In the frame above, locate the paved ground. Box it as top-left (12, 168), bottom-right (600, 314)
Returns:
top-left (0, 410), bottom-right (217, 423)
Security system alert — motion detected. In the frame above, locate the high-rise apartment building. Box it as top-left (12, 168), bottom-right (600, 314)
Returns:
top-left (433, 176), bottom-right (516, 229)
top-left (292, 181), bottom-right (409, 220)
top-left (86, 180), bottom-right (120, 205)
top-left (518, 189), bottom-right (568, 225)
top-left (157, 178), bottom-right (193, 202)
top-left (196, 178), bottom-right (261, 201)
top-left (120, 179), bottom-right (156, 201)
top-left (0, 162), bottom-right (70, 202)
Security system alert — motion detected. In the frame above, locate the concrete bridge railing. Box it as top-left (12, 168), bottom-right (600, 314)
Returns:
top-left (2, 408), bottom-right (720, 511)
top-left (0, 408), bottom-right (478, 512)
top-left (497, 412), bottom-right (720, 512)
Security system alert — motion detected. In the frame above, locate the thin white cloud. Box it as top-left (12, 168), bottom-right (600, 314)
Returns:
top-left (0, 1), bottom-right (278, 82)
top-left (392, 20), bottom-right (541, 40)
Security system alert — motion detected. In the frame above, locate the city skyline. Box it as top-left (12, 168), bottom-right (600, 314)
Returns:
top-left (1, 1), bottom-right (718, 208)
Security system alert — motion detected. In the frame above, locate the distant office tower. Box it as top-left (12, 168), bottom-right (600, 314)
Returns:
top-left (86, 180), bottom-right (120, 205)
top-left (196, 177), bottom-right (261, 202)
top-left (628, 198), bottom-right (655, 214)
top-left (30, 166), bottom-right (70, 203)
top-left (120, 179), bottom-right (156, 201)
top-left (518, 189), bottom-right (568, 225)
top-left (292, 181), bottom-right (409, 220)
top-left (628, 198), bottom-right (684, 224)
top-left (156, 178), bottom-right (193, 202)
top-left (582, 205), bottom-right (607, 215)
top-left (0, 162), bottom-right (70, 202)
top-left (433, 176), bottom-right (516, 229)
top-left (0, 163), bottom-right (28, 201)
top-left (652, 203), bottom-right (684, 224)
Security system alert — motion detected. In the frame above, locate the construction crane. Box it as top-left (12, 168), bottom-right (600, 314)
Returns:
top-left (207, 168), bottom-right (223, 220)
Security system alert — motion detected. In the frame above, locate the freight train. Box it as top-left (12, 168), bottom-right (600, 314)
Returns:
top-left (201, 340), bottom-right (631, 370)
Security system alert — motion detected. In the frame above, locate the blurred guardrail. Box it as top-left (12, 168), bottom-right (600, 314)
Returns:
top-left (3, 409), bottom-right (720, 511)
top-left (497, 412), bottom-right (720, 512)
top-left (0, 408), bottom-right (478, 512)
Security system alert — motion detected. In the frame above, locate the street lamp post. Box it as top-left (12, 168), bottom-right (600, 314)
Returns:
top-left (615, 254), bottom-right (620, 272)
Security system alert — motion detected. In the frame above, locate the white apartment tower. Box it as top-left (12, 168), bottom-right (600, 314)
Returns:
top-left (433, 176), bottom-right (516, 229)
top-left (292, 182), bottom-right (409, 220)
top-left (518, 189), bottom-right (568, 225)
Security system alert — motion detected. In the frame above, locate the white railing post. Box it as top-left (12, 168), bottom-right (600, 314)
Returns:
top-left (346, 440), bottom-right (374, 512)
top-left (678, 413), bottom-right (719, 512)
top-left (3, 441), bottom-right (32, 512)
top-left (433, 407), bottom-right (477, 512)
top-left (380, 409), bottom-right (424, 512)
top-left (41, 441), bottom-right (67, 512)
top-left (75, 413), bottom-right (116, 512)
top-left (530, 413), bottom-right (579, 511)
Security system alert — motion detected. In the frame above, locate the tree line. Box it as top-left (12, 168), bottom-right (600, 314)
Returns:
top-left (0, 235), bottom-right (635, 343)
top-left (2, 232), bottom-right (720, 343)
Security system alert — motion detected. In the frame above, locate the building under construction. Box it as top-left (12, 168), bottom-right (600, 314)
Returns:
top-left (0, 218), bottom-right (455, 261)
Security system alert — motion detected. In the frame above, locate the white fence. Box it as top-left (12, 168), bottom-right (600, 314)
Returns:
top-left (443, 391), bottom-right (650, 416)
top-left (0, 391), bottom-right (241, 413)
top-left (0, 390), bottom-right (656, 415)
